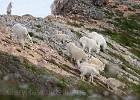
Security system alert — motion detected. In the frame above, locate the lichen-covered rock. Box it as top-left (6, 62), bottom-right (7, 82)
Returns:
top-left (92, 0), bottom-right (109, 6)
top-left (51, 0), bottom-right (106, 20)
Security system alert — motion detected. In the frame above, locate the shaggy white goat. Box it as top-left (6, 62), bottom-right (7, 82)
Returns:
top-left (80, 36), bottom-right (100, 54)
top-left (66, 42), bottom-right (88, 64)
top-left (88, 32), bottom-right (107, 52)
top-left (7, 2), bottom-right (12, 15)
top-left (78, 62), bottom-right (103, 71)
top-left (12, 23), bottom-right (33, 49)
top-left (88, 56), bottom-right (105, 71)
top-left (55, 34), bottom-right (70, 43)
top-left (79, 65), bottom-right (100, 83)
top-left (106, 78), bottom-right (125, 91)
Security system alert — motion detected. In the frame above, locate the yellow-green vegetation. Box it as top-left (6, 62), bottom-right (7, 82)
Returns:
top-left (35, 25), bottom-right (41, 28)
top-left (107, 51), bottom-right (140, 77)
top-left (12, 56), bottom-right (20, 62)
top-left (22, 57), bottom-right (44, 75)
top-left (67, 21), bottom-right (84, 28)
top-left (28, 31), bottom-right (44, 40)
top-left (28, 32), bottom-right (34, 37)
top-left (57, 77), bottom-right (67, 89)
top-left (86, 28), bottom-right (98, 32)
top-left (107, 42), bottom-right (117, 50)
top-left (45, 58), bottom-right (78, 76)
top-left (71, 29), bottom-right (82, 39)
top-left (129, 13), bottom-right (140, 22)
top-left (29, 54), bottom-right (34, 57)
top-left (101, 27), bottom-right (140, 59)
top-left (131, 83), bottom-right (140, 98)
top-left (25, 45), bottom-right (31, 50)
top-left (0, 50), bottom-right (119, 99)
top-left (33, 40), bottom-right (37, 44)
top-left (16, 48), bottom-right (21, 52)
top-left (104, 9), bottom-right (116, 19)
top-left (34, 35), bottom-right (44, 40)
top-left (115, 10), bottom-right (124, 17)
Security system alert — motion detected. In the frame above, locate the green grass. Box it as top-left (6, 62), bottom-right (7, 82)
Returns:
top-left (104, 10), bottom-right (115, 19)
top-left (22, 57), bottom-right (44, 75)
top-left (28, 32), bottom-right (41, 43)
top-left (108, 51), bottom-right (140, 77)
top-left (71, 29), bottom-right (82, 39)
top-left (64, 53), bottom-right (77, 66)
top-left (130, 48), bottom-right (140, 59)
top-left (12, 57), bottom-right (20, 62)
top-left (29, 54), bottom-right (34, 57)
top-left (25, 45), bottom-right (31, 50)
top-left (128, 13), bottom-right (140, 22)
top-left (114, 17), bottom-right (139, 31)
top-left (28, 32), bottom-right (34, 37)
top-left (101, 27), bottom-right (140, 59)
top-left (0, 50), bottom-right (44, 75)
top-left (77, 81), bottom-right (93, 95)
top-left (131, 83), bottom-right (140, 98)
top-left (75, 31), bottom-right (82, 39)
top-left (115, 54), bottom-right (140, 75)
top-left (115, 10), bottom-right (124, 17)
top-left (128, 7), bottom-right (136, 12)
top-left (57, 77), bottom-right (67, 89)
top-left (67, 21), bottom-right (84, 28)
top-left (86, 28), bottom-right (99, 32)
top-left (111, 5), bottom-right (117, 8)
top-left (107, 42), bottom-right (117, 50)
top-left (0, 50), bottom-right (115, 99)
top-left (118, 76), bottom-right (136, 88)
top-left (35, 25), bottom-right (41, 28)
top-left (34, 35), bottom-right (44, 40)
top-left (101, 29), bottom-right (139, 47)
top-left (33, 40), bottom-right (37, 44)
top-left (101, 29), bottom-right (130, 47)
top-left (46, 58), bottom-right (78, 76)
top-left (16, 48), bottom-right (21, 52)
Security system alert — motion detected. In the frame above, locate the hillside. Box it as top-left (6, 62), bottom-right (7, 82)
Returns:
top-left (0, 0), bottom-right (140, 99)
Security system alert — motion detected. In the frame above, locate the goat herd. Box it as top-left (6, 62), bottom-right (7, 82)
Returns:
top-left (12, 23), bottom-right (107, 83)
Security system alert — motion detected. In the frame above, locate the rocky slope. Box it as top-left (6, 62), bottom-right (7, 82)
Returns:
top-left (0, 0), bottom-right (140, 99)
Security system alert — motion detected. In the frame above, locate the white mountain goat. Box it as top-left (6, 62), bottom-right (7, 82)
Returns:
top-left (106, 78), bottom-right (125, 91)
top-left (88, 56), bottom-right (105, 71)
top-left (12, 23), bottom-right (33, 49)
top-left (80, 36), bottom-right (100, 54)
top-left (78, 62), bottom-right (103, 71)
top-left (66, 42), bottom-right (88, 64)
top-left (7, 2), bottom-right (12, 15)
top-left (87, 32), bottom-right (107, 52)
top-left (79, 64), bottom-right (100, 83)
top-left (55, 34), bottom-right (70, 43)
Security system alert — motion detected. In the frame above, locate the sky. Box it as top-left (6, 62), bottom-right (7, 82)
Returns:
top-left (0, 0), bottom-right (54, 18)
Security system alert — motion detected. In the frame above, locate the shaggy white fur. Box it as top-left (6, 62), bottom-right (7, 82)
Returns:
top-left (66, 42), bottom-right (88, 64)
top-left (88, 32), bottom-right (107, 52)
top-left (80, 36), bottom-right (100, 54)
top-left (12, 23), bottom-right (33, 49)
